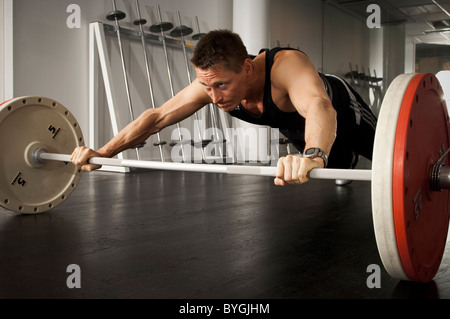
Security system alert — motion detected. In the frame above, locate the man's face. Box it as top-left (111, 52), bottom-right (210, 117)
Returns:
top-left (195, 63), bottom-right (247, 112)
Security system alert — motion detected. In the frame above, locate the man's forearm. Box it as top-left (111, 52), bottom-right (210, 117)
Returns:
top-left (303, 97), bottom-right (337, 159)
top-left (96, 108), bottom-right (161, 158)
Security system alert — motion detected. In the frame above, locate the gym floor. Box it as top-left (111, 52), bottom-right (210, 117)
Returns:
top-left (1, 158), bottom-right (449, 300)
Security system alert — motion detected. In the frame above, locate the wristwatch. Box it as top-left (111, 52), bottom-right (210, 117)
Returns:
top-left (303, 148), bottom-right (328, 168)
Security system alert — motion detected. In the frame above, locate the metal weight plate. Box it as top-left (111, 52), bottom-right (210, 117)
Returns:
top-left (392, 73), bottom-right (450, 282)
top-left (372, 73), bottom-right (450, 282)
top-left (170, 26), bottom-right (193, 38)
top-left (0, 97), bottom-right (84, 214)
top-left (149, 22), bottom-right (174, 33)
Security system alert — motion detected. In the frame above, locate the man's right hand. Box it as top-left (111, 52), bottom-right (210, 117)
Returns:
top-left (274, 155), bottom-right (324, 186)
top-left (70, 146), bottom-right (103, 171)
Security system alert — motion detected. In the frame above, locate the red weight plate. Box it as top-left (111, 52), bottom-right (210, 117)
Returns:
top-left (393, 73), bottom-right (450, 282)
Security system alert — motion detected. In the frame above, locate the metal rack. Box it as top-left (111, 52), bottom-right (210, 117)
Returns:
top-left (102, 21), bottom-right (196, 49)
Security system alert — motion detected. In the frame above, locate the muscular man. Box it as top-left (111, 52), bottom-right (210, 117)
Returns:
top-left (71, 29), bottom-right (377, 186)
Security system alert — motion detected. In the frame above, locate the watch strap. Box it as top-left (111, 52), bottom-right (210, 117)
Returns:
top-left (303, 148), bottom-right (328, 168)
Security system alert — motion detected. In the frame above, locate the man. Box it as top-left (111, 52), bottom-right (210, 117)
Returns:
top-left (71, 29), bottom-right (377, 186)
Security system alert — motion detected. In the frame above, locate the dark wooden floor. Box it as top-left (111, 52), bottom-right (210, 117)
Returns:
top-left (1, 160), bottom-right (450, 300)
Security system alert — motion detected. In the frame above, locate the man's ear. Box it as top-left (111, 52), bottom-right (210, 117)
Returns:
top-left (243, 58), bottom-right (253, 74)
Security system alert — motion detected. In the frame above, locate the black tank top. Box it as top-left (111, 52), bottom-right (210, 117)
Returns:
top-left (229, 47), bottom-right (308, 130)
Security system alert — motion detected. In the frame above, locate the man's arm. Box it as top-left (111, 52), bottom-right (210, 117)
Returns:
top-left (71, 79), bottom-right (212, 171)
top-left (272, 50), bottom-right (337, 185)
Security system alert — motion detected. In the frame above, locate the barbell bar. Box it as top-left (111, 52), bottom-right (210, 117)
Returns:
top-left (0, 73), bottom-right (449, 284)
top-left (36, 147), bottom-right (373, 181)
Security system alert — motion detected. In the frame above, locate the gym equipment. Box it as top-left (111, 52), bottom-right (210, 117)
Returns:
top-left (106, 0), bottom-right (141, 160)
top-left (132, 0), bottom-right (166, 161)
top-left (150, 5), bottom-right (187, 161)
top-left (0, 73), bottom-right (449, 284)
top-left (0, 97), bottom-right (83, 214)
top-left (372, 73), bottom-right (450, 283)
top-left (192, 16), bottom-right (206, 41)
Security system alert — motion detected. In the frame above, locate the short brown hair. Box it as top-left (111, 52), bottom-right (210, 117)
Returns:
top-left (190, 30), bottom-right (248, 73)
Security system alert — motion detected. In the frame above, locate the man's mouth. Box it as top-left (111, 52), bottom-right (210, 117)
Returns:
top-left (217, 102), bottom-right (238, 111)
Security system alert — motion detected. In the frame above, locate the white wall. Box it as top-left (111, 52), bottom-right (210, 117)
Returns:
top-left (405, 36), bottom-right (416, 74)
top-left (322, 3), bottom-right (371, 77)
top-left (13, 0), bottom-right (106, 145)
top-left (233, 0), bottom-right (270, 56)
top-left (270, 0), bottom-right (323, 70)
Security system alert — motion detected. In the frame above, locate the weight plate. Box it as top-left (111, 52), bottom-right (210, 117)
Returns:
top-left (192, 32), bottom-right (206, 41)
top-left (392, 73), bottom-right (450, 282)
top-left (170, 26), bottom-right (193, 38)
top-left (0, 97), bottom-right (84, 214)
top-left (149, 22), bottom-right (174, 33)
top-left (372, 73), bottom-right (450, 282)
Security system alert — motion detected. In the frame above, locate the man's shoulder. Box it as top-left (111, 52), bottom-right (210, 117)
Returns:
top-left (274, 48), bottom-right (306, 60)
top-left (272, 49), bottom-right (310, 73)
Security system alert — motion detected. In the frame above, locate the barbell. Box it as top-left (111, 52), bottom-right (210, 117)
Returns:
top-left (0, 73), bottom-right (449, 284)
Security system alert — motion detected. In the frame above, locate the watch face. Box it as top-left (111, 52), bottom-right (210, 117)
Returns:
top-left (305, 148), bottom-right (316, 155)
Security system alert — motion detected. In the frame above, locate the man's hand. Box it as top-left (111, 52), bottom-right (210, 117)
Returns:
top-left (70, 146), bottom-right (103, 172)
top-left (274, 155), bottom-right (324, 186)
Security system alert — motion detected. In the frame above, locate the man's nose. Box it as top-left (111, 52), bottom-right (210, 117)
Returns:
top-left (210, 89), bottom-right (222, 104)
